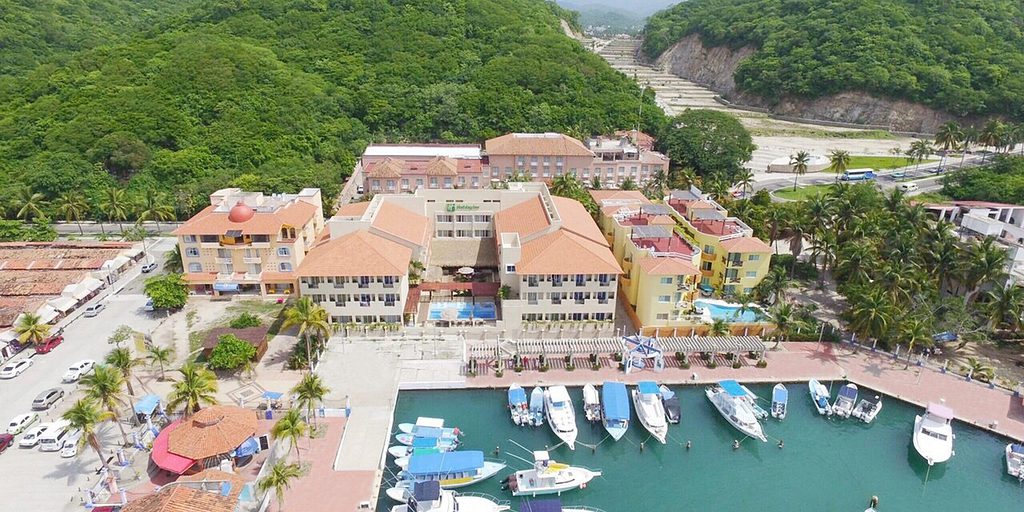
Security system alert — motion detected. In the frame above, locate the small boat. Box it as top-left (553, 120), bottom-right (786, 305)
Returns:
top-left (520, 498), bottom-right (607, 512)
top-left (385, 452), bottom-right (507, 501)
top-left (770, 384), bottom-right (788, 420)
top-left (389, 438), bottom-right (451, 458)
top-left (658, 385), bottom-right (680, 424)
top-left (399, 417), bottom-right (445, 434)
top-left (808, 379), bottom-right (832, 416)
top-left (832, 383), bottom-right (858, 418)
top-left (509, 385), bottom-right (529, 426)
top-left (544, 386), bottom-right (578, 450)
top-left (582, 384), bottom-right (601, 423)
top-left (395, 430), bottom-right (460, 449)
top-left (632, 381), bottom-right (668, 444)
top-left (503, 451), bottom-right (601, 497)
top-left (1005, 443), bottom-right (1024, 478)
top-left (390, 482), bottom-right (510, 512)
top-left (529, 387), bottom-right (546, 427)
top-left (705, 381), bottom-right (767, 442)
top-left (739, 383), bottom-right (769, 420)
top-left (912, 402), bottom-right (955, 465)
top-left (601, 381), bottom-right (629, 441)
top-left (851, 395), bottom-right (883, 424)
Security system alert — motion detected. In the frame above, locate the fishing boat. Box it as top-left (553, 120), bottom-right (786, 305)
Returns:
top-left (832, 383), bottom-right (858, 418)
top-left (632, 381), bottom-right (668, 444)
top-left (385, 451), bottom-right (507, 501)
top-left (509, 385), bottom-right (529, 426)
top-left (520, 498), bottom-right (607, 512)
top-left (399, 417), bottom-right (462, 438)
top-left (544, 386), bottom-right (578, 450)
top-left (738, 383), bottom-right (769, 419)
top-left (770, 383), bottom-right (788, 420)
top-left (851, 395), bottom-right (883, 424)
top-left (503, 451), bottom-right (601, 497)
top-left (912, 402), bottom-right (955, 465)
top-left (389, 437), bottom-right (452, 458)
top-left (390, 482), bottom-right (510, 512)
top-left (582, 384), bottom-right (601, 423)
top-left (808, 379), bottom-right (832, 416)
top-left (395, 429), bottom-right (461, 449)
top-left (658, 385), bottom-right (680, 424)
top-left (1005, 443), bottom-right (1024, 478)
top-left (600, 381), bottom-right (629, 441)
top-left (705, 381), bottom-right (767, 442)
top-left (529, 387), bottom-right (546, 427)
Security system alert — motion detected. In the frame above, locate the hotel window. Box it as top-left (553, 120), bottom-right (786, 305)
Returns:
top-left (630, 166), bottom-right (637, 175)
top-left (188, 263), bottom-right (202, 272)
top-left (527, 293), bottom-right (538, 305)
top-left (516, 157), bottom-right (525, 166)
top-left (471, 177), bottom-right (479, 187)
top-left (490, 166), bottom-right (499, 176)
top-left (506, 265), bottom-right (516, 273)
top-left (656, 313), bottom-right (669, 320)
top-left (551, 275), bottom-right (563, 287)
top-left (543, 156), bottom-right (550, 164)
top-left (200, 235), bottom-right (218, 243)
top-left (704, 245), bottom-right (715, 255)
top-left (746, 271), bottom-right (758, 278)
top-left (573, 292), bottom-right (586, 304)
top-left (358, 276), bottom-right (370, 288)
top-left (372, 179), bottom-right (380, 189)
top-left (456, 230), bottom-right (472, 237)
top-left (701, 261), bottom-right (713, 271)
top-left (185, 247), bottom-right (200, 258)
top-left (575, 275), bottom-right (585, 286)
top-left (248, 264), bottom-right (262, 274)
top-left (748, 254), bottom-right (760, 261)
top-left (359, 294), bottom-right (371, 306)
top-left (551, 293), bottom-right (562, 305)
top-left (182, 235), bottom-right (197, 243)
top-left (660, 277), bottom-right (673, 284)
top-left (598, 274), bottom-right (610, 286)
top-left (386, 180), bottom-right (396, 190)
top-left (280, 263), bottom-right (293, 272)
top-left (437, 230), bottom-right (454, 237)
top-left (220, 263), bottom-right (234, 273)
top-left (384, 294), bottom-right (398, 307)
top-left (458, 177), bottom-right (465, 186)
top-left (527, 276), bottom-right (539, 287)
top-left (430, 177), bottom-right (438, 188)
top-left (416, 178), bottom-right (424, 188)
top-left (531, 156), bottom-right (538, 164)
top-left (474, 214), bottom-right (491, 222)
top-left (597, 292), bottom-right (608, 304)
top-left (456, 215), bottom-right (473, 222)
top-left (444, 177), bottom-right (453, 188)
top-left (542, 171), bottom-right (550, 177)
top-left (401, 179), bottom-right (409, 190)
top-left (504, 167), bottom-right (512, 175)
top-left (383, 276), bottom-right (395, 288)
top-left (474, 230), bottom-right (491, 238)
top-left (438, 214), bottom-right (453, 223)
top-left (277, 247), bottom-right (290, 257)
top-left (658, 295), bottom-right (671, 303)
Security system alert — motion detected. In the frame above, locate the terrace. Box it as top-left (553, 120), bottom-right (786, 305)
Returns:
top-left (629, 224), bottom-right (698, 260)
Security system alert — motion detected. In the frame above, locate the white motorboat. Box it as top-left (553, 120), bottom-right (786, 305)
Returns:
top-left (832, 383), bottom-right (858, 418)
top-left (502, 451), bottom-right (601, 497)
top-left (509, 385), bottom-right (529, 426)
top-left (582, 384), bottom-right (601, 423)
top-left (770, 384), bottom-right (788, 420)
top-left (390, 482), bottom-right (510, 512)
top-left (544, 386), bottom-right (578, 450)
top-left (658, 385), bottom-right (680, 424)
top-left (912, 402), bottom-right (955, 465)
top-left (520, 498), bottom-right (607, 512)
top-left (851, 395), bottom-right (883, 424)
top-left (738, 383), bottom-right (770, 420)
top-left (1005, 443), bottom-right (1024, 478)
top-left (600, 382), bottom-right (629, 441)
top-left (395, 431), bottom-right (460, 449)
top-left (529, 387), bottom-right (546, 427)
top-left (389, 441), bottom-right (453, 459)
top-left (705, 381), bottom-right (767, 442)
top-left (399, 417), bottom-right (461, 437)
top-left (632, 381), bottom-right (668, 444)
top-left (385, 451), bottom-right (507, 501)
top-left (808, 379), bottom-right (832, 416)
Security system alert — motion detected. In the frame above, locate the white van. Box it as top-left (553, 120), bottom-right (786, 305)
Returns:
top-left (38, 425), bottom-right (72, 452)
top-left (898, 182), bottom-right (919, 192)
top-left (60, 429), bottom-right (84, 458)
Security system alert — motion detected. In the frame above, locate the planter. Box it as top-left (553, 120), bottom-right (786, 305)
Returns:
top-left (756, 359), bottom-right (768, 368)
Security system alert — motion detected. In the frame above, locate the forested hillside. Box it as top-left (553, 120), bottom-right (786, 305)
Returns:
top-left (642, 0), bottom-right (1024, 119)
top-left (0, 0), bottom-right (663, 220)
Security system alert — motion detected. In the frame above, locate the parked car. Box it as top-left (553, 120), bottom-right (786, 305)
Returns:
top-left (144, 299), bottom-right (155, 312)
top-left (63, 360), bottom-right (96, 382)
top-left (59, 430), bottom-right (84, 458)
top-left (891, 171), bottom-right (906, 179)
top-left (0, 359), bottom-right (33, 379)
top-left (7, 413), bottom-right (39, 435)
top-left (18, 424), bottom-right (52, 448)
top-left (38, 426), bottom-right (72, 452)
top-left (930, 166), bottom-right (946, 174)
top-left (0, 433), bottom-right (13, 453)
top-left (83, 303), bottom-right (106, 317)
top-left (141, 262), bottom-right (158, 273)
top-left (898, 182), bottom-right (920, 192)
top-left (34, 335), bottom-right (63, 354)
top-left (31, 388), bottom-right (65, 410)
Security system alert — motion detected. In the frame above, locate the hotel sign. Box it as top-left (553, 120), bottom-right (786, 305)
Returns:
top-left (445, 203), bottom-right (481, 212)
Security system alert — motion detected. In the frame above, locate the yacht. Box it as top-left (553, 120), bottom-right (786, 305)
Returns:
top-left (832, 383), bottom-right (858, 418)
top-left (912, 402), bottom-right (955, 465)
top-left (632, 381), bottom-right (668, 443)
top-left (770, 383), bottom-right (788, 420)
top-left (600, 382), bottom-right (629, 441)
top-left (385, 451), bottom-right (506, 501)
top-left (544, 386), bottom-right (578, 450)
top-left (503, 451), bottom-right (601, 497)
top-left (851, 395), bottom-right (883, 424)
top-left (509, 385), bottom-right (529, 426)
top-left (520, 498), bottom-right (607, 512)
top-left (529, 387), bottom-right (546, 427)
top-left (705, 381), bottom-right (767, 442)
top-left (390, 481), bottom-right (510, 512)
top-left (808, 379), bottom-right (832, 416)
top-left (582, 384), bottom-right (601, 423)
top-left (1005, 443), bottom-right (1024, 479)
top-left (658, 385), bottom-right (680, 424)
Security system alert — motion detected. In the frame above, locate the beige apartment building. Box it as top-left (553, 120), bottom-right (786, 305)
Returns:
top-left (173, 188), bottom-right (325, 295)
top-left (356, 144), bottom-right (486, 193)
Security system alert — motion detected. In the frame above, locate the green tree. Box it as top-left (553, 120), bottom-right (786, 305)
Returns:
top-left (620, 177), bottom-right (638, 190)
top-left (662, 109), bottom-right (755, 179)
top-left (14, 312), bottom-right (51, 346)
top-left (732, 168), bottom-right (754, 196)
top-left (271, 408), bottom-right (309, 463)
top-left (789, 151), bottom-right (810, 191)
top-left (11, 186), bottom-right (47, 220)
top-left (166, 362), bottom-right (218, 416)
top-left (959, 236), bottom-right (1009, 304)
top-left (934, 121), bottom-right (963, 169)
top-left (135, 189), bottom-right (175, 230)
top-left (827, 149), bottom-right (851, 176)
top-left (984, 285), bottom-right (1024, 332)
top-left (550, 173), bottom-right (583, 198)
top-left (147, 344), bottom-right (175, 381)
top-left (292, 373), bottom-right (331, 428)
top-left (962, 357), bottom-right (995, 382)
top-left (768, 302), bottom-right (796, 349)
top-left (590, 176), bottom-right (602, 189)
top-left (106, 347), bottom-right (144, 397)
top-left (107, 325), bottom-right (135, 346)
top-left (257, 461), bottom-right (303, 512)
top-left (707, 318), bottom-right (730, 336)
top-left (165, 245), bottom-right (183, 274)
top-left (80, 365), bottom-right (131, 446)
top-left (55, 193), bottom-right (89, 235)
top-left (100, 187), bottom-right (131, 233)
top-left (144, 273), bottom-right (188, 309)
top-left (908, 140), bottom-right (933, 172)
top-left (62, 399), bottom-right (113, 469)
top-left (208, 334), bottom-right (257, 370)
top-left (282, 297), bottom-right (335, 373)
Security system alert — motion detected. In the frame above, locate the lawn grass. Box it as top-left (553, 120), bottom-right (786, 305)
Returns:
top-left (773, 183), bottom-right (836, 201)
top-left (845, 155), bottom-right (937, 170)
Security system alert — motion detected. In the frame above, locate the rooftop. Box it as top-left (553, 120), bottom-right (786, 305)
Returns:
top-left (299, 231), bottom-right (412, 277)
top-left (493, 196), bottom-right (552, 240)
top-left (167, 406), bottom-right (257, 460)
top-left (638, 256), bottom-right (701, 276)
top-left (121, 484), bottom-right (236, 512)
top-left (631, 228), bottom-right (697, 259)
top-left (485, 133), bottom-right (594, 157)
top-left (363, 156), bottom-right (482, 178)
top-left (174, 188), bottom-right (321, 236)
top-left (588, 189), bottom-right (650, 205)
top-left (720, 236), bottom-right (773, 253)
top-left (517, 230), bottom-right (622, 275)
top-left (362, 143), bottom-right (482, 160)
top-left (370, 201), bottom-right (431, 247)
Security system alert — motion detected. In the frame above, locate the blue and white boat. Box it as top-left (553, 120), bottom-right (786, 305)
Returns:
top-left (396, 428), bottom-right (461, 448)
top-left (600, 382), bottom-right (629, 441)
top-left (529, 387), bottom-right (545, 427)
top-left (832, 383), bottom-right (858, 418)
top-left (399, 417), bottom-right (461, 437)
top-left (659, 385), bottom-right (680, 424)
top-left (386, 451), bottom-right (507, 501)
top-left (389, 435), bottom-right (456, 458)
top-left (706, 380), bottom-right (767, 442)
top-left (520, 497), bottom-right (607, 512)
top-left (808, 379), bottom-right (832, 416)
top-left (738, 383), bottom-right (769, 420)
top-left (632, 381), bottom-right (668, 444)
top-left (389, 482), bottom-right (510, 512)
top-left (582, 384), bottom-right (601, 423)
top-left (1005, 443), bottom-right (1024, 478)
top-left (771, 383), bottom-right (788, 420)
top-left (509, 385), bottom-right (529, 426)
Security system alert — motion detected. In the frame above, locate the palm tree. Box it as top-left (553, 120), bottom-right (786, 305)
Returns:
top-left (282, 297), bottom-right (335, 372)
top-left (147, 344), bottom-right (176, 381)
top-left (897, 319), bottom-right (931, 369)
top-left (549, 173), bottom-right (582, 198)
top-left (789, 151), bottom-right (810, 191)
top-left (755, 267), bottom-right (791, 304)
top-left (960, 125), bottom-right (979, 168)
top-left (257, 461), bottom-right (303, 512)
top-left (960, 236), bottom-right (1009, 304)
top-left (644, 169), bottom-right (669, 199)
top-left (135, 189), bottom-right (175, 231)
top-left (765, 206), bottom-right (787, 254)
top-left (707, 318), bottom-right (730, 336)
top-left (100, 187), bottom-right (131, 233)
top-left (848, 288), bottom-right (894, 345)
top-left (106, 347), bottom-right (144, 397)
top-left (827, 149), bottom-right (851, 176)
top-left (292, 373), bottom-right (331, 428)
top-left (166, 362), bottom-right (218, 416)
top-left (11, 186), bottom-right (47, 220)
top-left (271, 408), bottom-right (309, 463)
top-left (80, 365), bottom-right (131, 446)
top-left (934, 121), bottom-right (963, 168)
top-left (62, 399), bottom-right (114, 469)
top-left (984, 285), bottom-right (1024, 332)
top-left (165, 245), bottom-right (183, 274)
top-left (769, 302), bottom-right (796, 349)
top-left (908, 140), bottom-right (933, 172)
top-left (781, 212), bottom-right (807, 277)
top-left (669, 167), bottom-right (698, 190)
top-left (55, 193), bottom-right (89, 235)
top-left (978, 119), bottom-right (1005, 161)
top-left (962, 356), bottom-right (995, 382)
top-left (620, 177), bottom-right (637, 191)
top-left (732, 168), bottom-right (754, 197)
top-left (14, 312), bottom-right (51, 346)
top-left (589, 176), bottom-right (601, 189)
top-left (809, 229), bottom-right (837, 286)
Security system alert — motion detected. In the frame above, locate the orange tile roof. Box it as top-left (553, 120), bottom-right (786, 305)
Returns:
top-left (336, 202), bottom-right (370, 217)
top-left (167, 406), bottom-right (257, 460)
top-left (588, 190), bottom-right (650, 204)
top-left (178, 469), bottom-right (247, 501)
top-left (485, 133), bottom-right (594, 157)
top-left (682, 200), bottom-right (716, 211)
top-left (551, 196), bottom-right (607, 246)
top-left (638, 257), bottom-right (701, 276)
top-left (371, 201), bottom-right (430, 247)
top-left (494, 197), bottom-right (551, 239)
top-left (424, 157), bottom-right (458, 176)
top-left (720, 236), bottom-right (773, 253)
top-left (649, 215), bottom-right (676, 225)
top-left (364, 157), bottom-right (404, 178)
top-left (173, 201), bottom-right (318, 236)
top-left (121, 484), bottom-right (235, 512)
top-left (298, 231), bottom-right (411, 276)
top-left (614, 130), bottom-right (656, 150)
top-left (517, 231), bottom-right (621, 275)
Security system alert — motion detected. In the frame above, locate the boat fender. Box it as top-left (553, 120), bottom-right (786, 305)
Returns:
top-left (580, 483), bottom-right (587, 489)
top-left (869, 495), bottom-right (879, 508)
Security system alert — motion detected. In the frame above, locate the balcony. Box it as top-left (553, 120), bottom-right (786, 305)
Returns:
top-left (358, 283), bottom-right (370, 289)
top-left (215, 257), bottom-right (233, 264)
top-left (243, 257), bottom-right (262, 264)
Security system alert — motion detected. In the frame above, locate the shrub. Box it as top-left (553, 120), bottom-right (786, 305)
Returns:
top-left (230, 312), bottom-right (262, 329)
top-left (495, 369), bottom-right (504, 378)
top-left (539, 363), bottom-right (550, 373)
top-left (611, 352), bottom-right (623, 362)
top-left (674, 351), bottom-right (686, 362)
top-left (566, 360), bottom-right (576, 372)
top-left (732, 361), bottom-right (742, 369)
top-left (708, 361), bottom-right (718, 369)
top-left (589, 353), bottom-right (598, 364)
top-left (208, 334), bottom-right (257, 370)
top-left (756, 359), bottom-right (768, 368)
top-left (591, 362), bottom-right (602, 371)
top-left (514, 364), bottom-right (524, 373)
top-left (680, 360), bottom-right (691, 370)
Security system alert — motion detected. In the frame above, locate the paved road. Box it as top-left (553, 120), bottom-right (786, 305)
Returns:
top-left (0, 239), bottom-right (175, 511)
top-left (54, 221), bottom-right (183, 236)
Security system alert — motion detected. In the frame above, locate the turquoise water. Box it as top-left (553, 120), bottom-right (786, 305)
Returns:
top-left (427, 301), bottom-right (497, 320)
top-left (694, 299), bottom-right (765, 323)
top-left (378, 384), bottom-right (1022, 511)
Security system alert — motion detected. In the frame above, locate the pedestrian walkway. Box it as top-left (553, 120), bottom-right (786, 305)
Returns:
top-left (275, 417), bottom-right (376, 512)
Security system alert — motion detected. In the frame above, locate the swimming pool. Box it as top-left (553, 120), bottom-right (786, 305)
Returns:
top-left (694, 299), bottom-right (766, 323)
top-left (427, 301), bottom-right (497, 321)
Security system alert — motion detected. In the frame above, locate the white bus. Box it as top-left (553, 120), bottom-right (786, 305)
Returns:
top-left (840, 169), bottom-right (876, 181)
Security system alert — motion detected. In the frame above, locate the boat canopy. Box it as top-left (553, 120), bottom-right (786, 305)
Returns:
top-left (413, 481), bottom-right (441, 502)
top-left (520, 498), bottom-right (564, 512)
top-left (508, 387), bottom-right (527, 405)
top-left (926, 403), bottom-right (955, 420)
top-left (412, 426), bottom-right (445, 439)
top-left (1012, 444), bottom-right (1024, 455)
top-left (412, 437), bottom-right (439, 448)
top-left (414, 417), bottom-right (445, 428)
top-left (839, 385), bottom-right (858, 399)
top-left (637, 381), bottom-right (660, 395)
top-left (407, 451), bottom-right (484, 476)
top-left (719, 380), bottom-right (746, 397)
top-left (601, 382), bottom-right (629, 421)
top-left (772, 386), bottom-right (788, 402)
top-left (548, 386), bottom-right (571, 405)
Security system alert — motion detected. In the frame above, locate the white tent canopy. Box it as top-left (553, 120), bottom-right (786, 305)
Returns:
top-left (48, 296), bottom-right (77, 313)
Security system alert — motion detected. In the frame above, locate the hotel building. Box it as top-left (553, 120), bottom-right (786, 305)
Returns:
top-left (356, 144), bottom-right (486, 193)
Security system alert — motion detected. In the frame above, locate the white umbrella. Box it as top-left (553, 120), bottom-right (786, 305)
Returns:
top-left (456, 267), bottom-right (474, 275)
